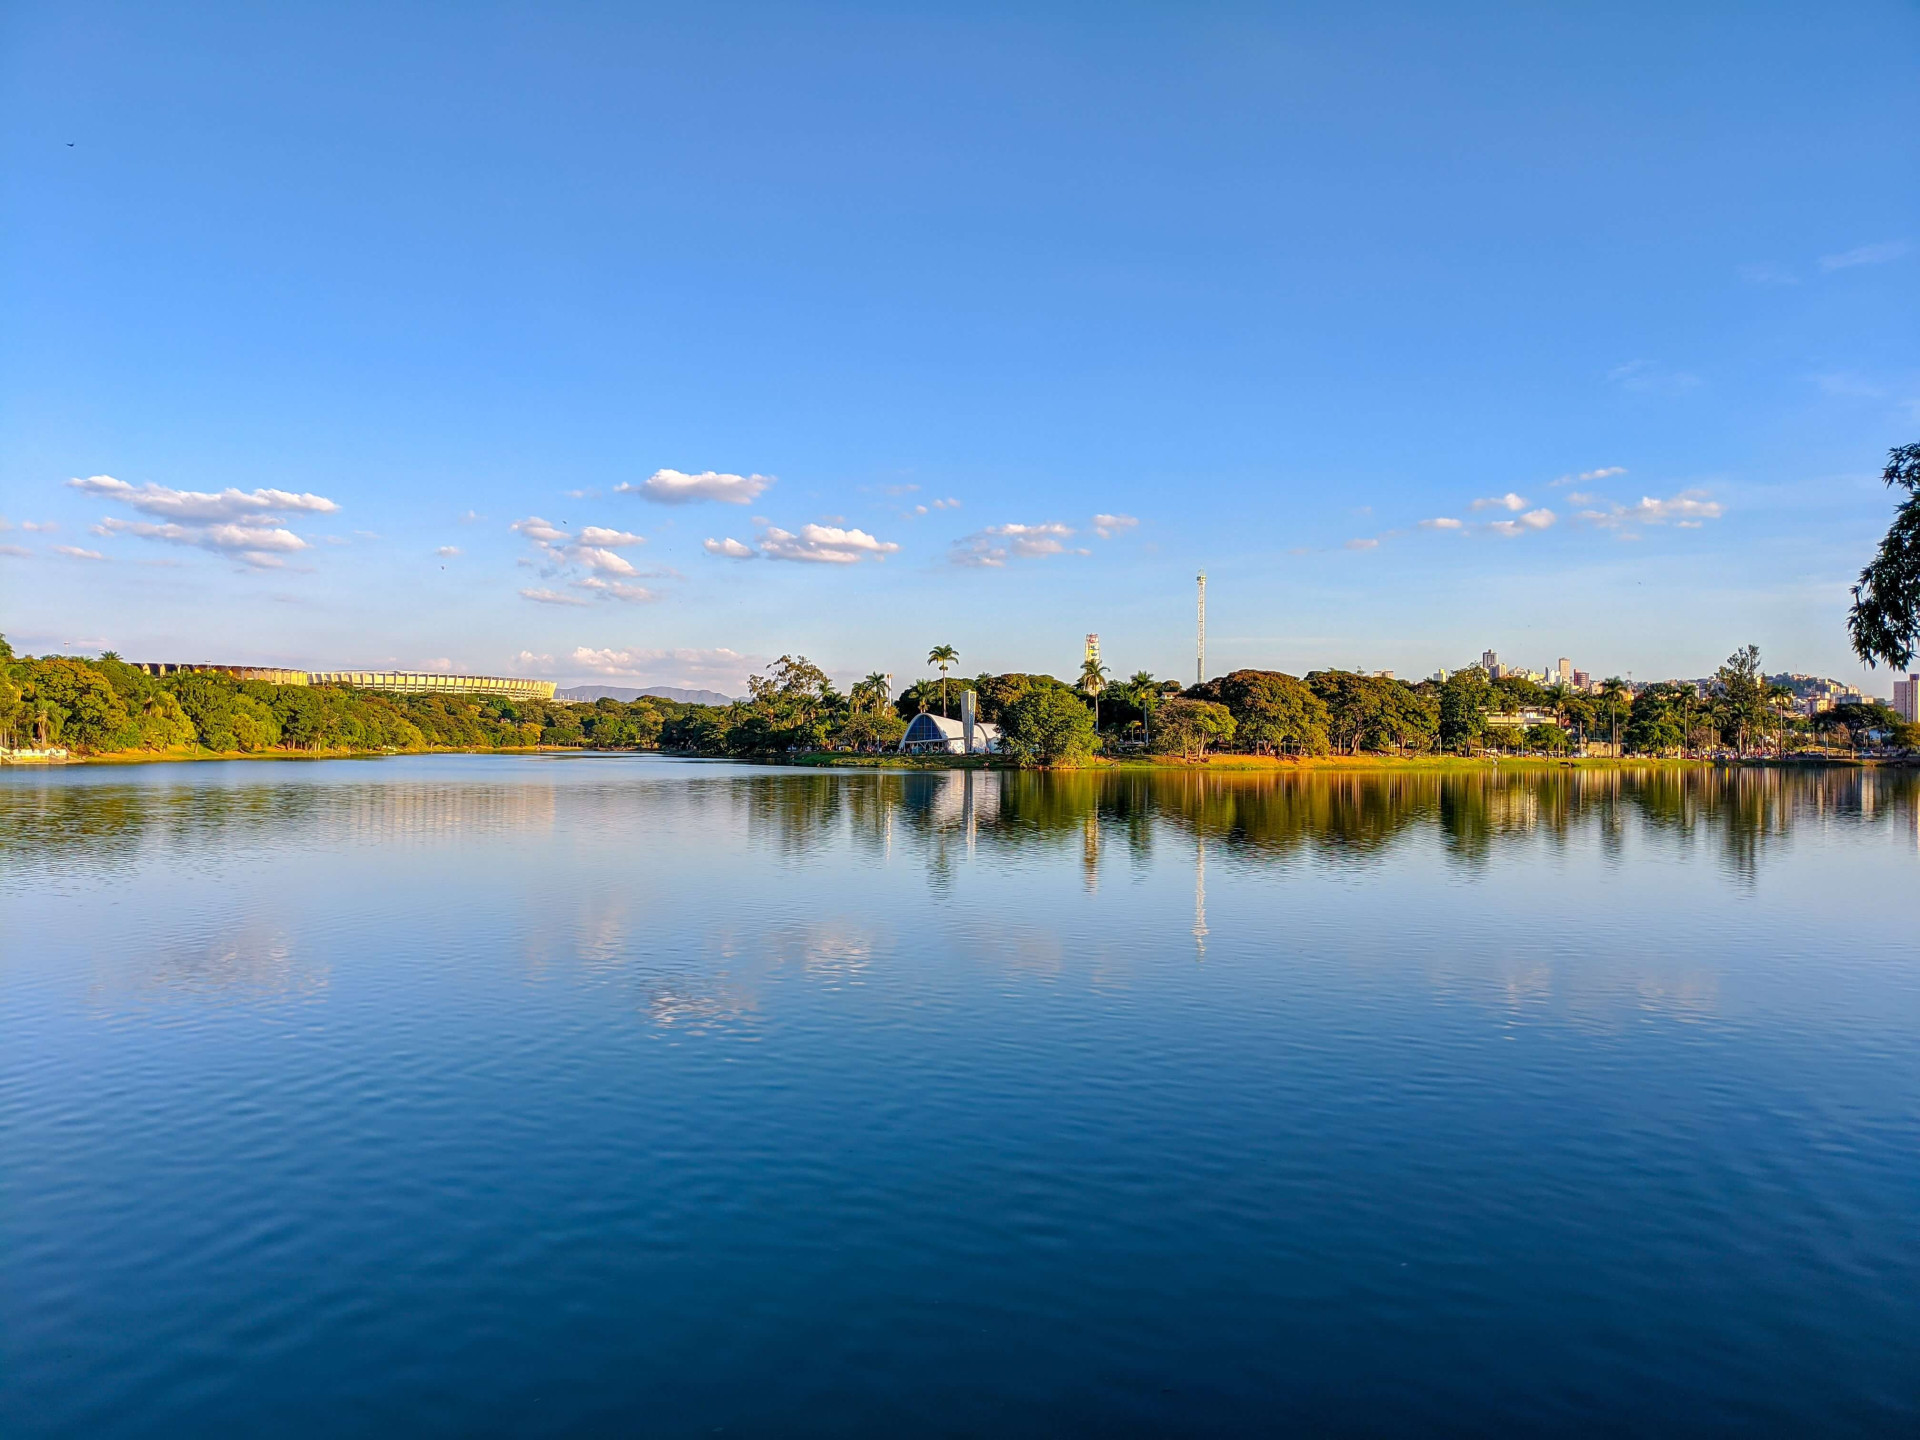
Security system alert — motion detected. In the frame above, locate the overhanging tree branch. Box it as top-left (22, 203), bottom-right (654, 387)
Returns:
top-left (1848, 442), bottom-right (1920, 670)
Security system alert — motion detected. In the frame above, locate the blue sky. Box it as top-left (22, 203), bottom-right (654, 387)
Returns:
top-left (3, 2), bottom-right (1916, 695)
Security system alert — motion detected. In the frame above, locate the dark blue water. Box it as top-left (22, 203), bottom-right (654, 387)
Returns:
top-left (4, 757), bottom-right (1917, 1435)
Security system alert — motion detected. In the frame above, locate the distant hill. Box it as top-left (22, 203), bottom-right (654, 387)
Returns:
top-left (557, 684), bottom-right (735, 706)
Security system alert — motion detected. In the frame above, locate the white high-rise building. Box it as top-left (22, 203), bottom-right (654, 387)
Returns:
top-left (1894, 673), bottom-right (1920, 723)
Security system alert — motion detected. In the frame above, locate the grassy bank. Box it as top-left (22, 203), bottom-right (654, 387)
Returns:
top-left (40, 744), bottom-right (584, 767)
top-left (786, 751), bottom-right (1727, 771)
top-left (29, 746), bottom-right (1900, 772)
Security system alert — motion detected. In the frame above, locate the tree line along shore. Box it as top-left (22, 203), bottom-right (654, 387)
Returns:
top-left (3, 637), bottom-right (1914, 767)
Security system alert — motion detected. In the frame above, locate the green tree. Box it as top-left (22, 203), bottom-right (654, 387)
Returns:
top-left (0, 671), bottom-right (20, 749)
top-left (927, 644), bottom-right (959, 717)
top-left (1438, 667), bottom-right (1492, 753)
top-left (1847, 441), bottom-right (1920, 669)
top-left (1152, 696), bottom-right (1236, 758)
top-left (1626, 682), bottom-right (1693, 755)
top-left (1002, 685), bottom-right (1098, 767)
top-left (835, 710), bottom-right (907, 751)
top-left (733, 655), bottom-right (843, 751)
top-left (1597, 677), bottom-right (1632, 753)
top-left (1714, 645), bottom-right (1771, 754)
top-left (1525, 722), bottom-right (1570, 754)
top-left (1078, 656), bottom-right (1109, 728)
top-left (660, 707), bottom-right (727, 753)
top-left (1117, 670), bottom-right (1160, 745)
top-left (1307, 671), bottom-right (1430, 754)
top-left (851, 672), bottom-right (892, 714)
top-left (1191, 669), bottom-right (1330, 755)
top-left (895, 677), bottom-right (946, 719)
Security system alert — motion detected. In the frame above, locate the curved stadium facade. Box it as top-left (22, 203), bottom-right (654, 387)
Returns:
top-left (133, 663), bottom-right (556, 701)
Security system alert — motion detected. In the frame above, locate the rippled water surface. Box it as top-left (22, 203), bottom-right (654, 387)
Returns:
top-left (4, 756), bottom-right (1918, 1435)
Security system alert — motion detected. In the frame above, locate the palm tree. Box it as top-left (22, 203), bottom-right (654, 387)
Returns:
top-left (928, 644), bottom-right (958, 716)
top-left (1128, 669), bottom-right (1156, 745)
top-left (1079, 657), bottom-right (1109, 728)
top-left (854, 672), bottom-right (891, 714)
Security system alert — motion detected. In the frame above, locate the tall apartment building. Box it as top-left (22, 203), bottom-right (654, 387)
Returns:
top-left (1895, 673), bottom-right (1920, 723)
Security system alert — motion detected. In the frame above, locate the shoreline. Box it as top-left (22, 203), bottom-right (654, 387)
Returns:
top-left (10, 746), bottom-right (1908, 772)
top-left (786, 752), bottom-right (1905, 772)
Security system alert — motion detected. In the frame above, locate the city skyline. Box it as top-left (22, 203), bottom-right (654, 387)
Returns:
top-left (3, 4), bottom-right (1917, 694)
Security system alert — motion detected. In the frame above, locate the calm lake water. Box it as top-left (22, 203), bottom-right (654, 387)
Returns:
top-left (4, 756), bottom-right (1918, 1435)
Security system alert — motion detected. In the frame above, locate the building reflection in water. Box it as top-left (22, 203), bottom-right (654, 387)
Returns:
top-left (1193, 832), bottom-right (1207, 962)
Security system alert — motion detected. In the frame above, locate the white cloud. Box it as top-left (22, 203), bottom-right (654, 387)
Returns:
top-left (704, 537), bottom-right (756, 559)
top-left (575, 577), bottom-right (656, 603)
top-left (1484, 509), bottom-right (1554, 537)
top-left (67, 474), bottom-right (339, 522)
top-left (512, 516), bottom-right (571, 546)
top-left (930, 497), bottom-right (960, 510)
top-left (1472, 493), bottom-right (1528, 512)
top-left (55, 545), bottom-right (106, 560)
top-left (1091, 513), bottom-right (1138, 539)
top-left (422, 658), bottom-right (455, 672)
top-left (19, 520), bottom-right (57, 532)
top-left (1419, 517), bottom-right (1463, 530)
top-left (618, 468), bottom-right (773, 505)
top-left (1579, 467), bottom-right (1625, 481)
top-left (511, 651), bottom-right (555, 673)
top-left (0, 544), bottom-right (31, 558)
top-left (1345, 537), bottom-right (1379, 550)
top-left (1819, 240), bottom-right (1910, 271)
top-left (761, 523), bottom-right (900, 564)
top-left (572, 546), bottom-right (638, 576)
top-left (570, 646), bottom-right (754, 686)
top-left (950, 521), bottom-right (1076, 567)
top-left (70, 474), bottom-right (336, 569)
top-left (93, 516), bottom-right (307, 568)
top-left (436, 545), bottom-right (461, 557)
top-left (512, 516), bottom-right (660, 596)
top-left (1577, 490), bottom-right (1725, 529)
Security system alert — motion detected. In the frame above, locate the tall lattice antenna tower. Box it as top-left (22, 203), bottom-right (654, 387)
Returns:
top-left (1195, 571), bottom-right (1207, 685)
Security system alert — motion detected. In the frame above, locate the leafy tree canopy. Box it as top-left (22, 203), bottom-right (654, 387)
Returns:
top-left (1002, 685), bottom-right (1099, 767)
top-left (1848, 442), bottom-right (1920, 669)
top-left (1189, 669), bottom-right (1330, 755)
top-left (1151, 697), bottom-right (1236, 758)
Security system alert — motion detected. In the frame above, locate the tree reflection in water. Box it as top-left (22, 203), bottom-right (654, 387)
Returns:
top-left (728, 765), bottom-right (1920, 887)
top-left (5, 762), bottom-right (1914, 891)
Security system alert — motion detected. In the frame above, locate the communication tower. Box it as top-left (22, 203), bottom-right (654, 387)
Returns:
top-left (1196, 571), bottom-right (1207, 685)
